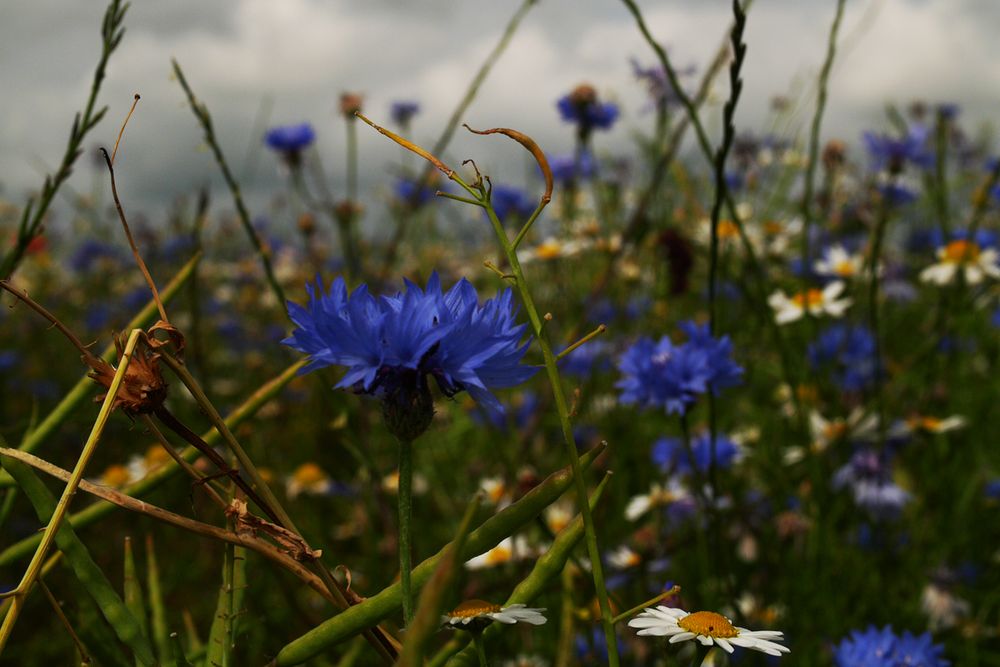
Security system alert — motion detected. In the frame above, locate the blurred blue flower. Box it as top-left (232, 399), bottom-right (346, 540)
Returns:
top-left (807, 324), bottom-right (877, 392)
top-left (863, 125), bottom-right (934, 173)
top-left (574, 626), bottom-right (627, 666)
top-left (390, 101), bottom-right (420, 127)
top-left (631, 58), bottom-right (693, 110)
top-left (557, 84), bottom-right (619, 134)
top-left (283, 273), bottom-right (536, 417)
top-left (490, 184), bottom-right (536, 221)
top-left (393, 178), bottom-right (436, 209)
top-left (69, 239), bottom-right (124, 273)
top-left (833, 625), bottom-right (949, 667)
top-left (616, 336), bottom-right (712, 415)
top-left (833, 449), bottom-right (910, 518)
top-left (550, 152), bottom-right (597, 184)
top-left (265, 123), bottom-right (315, 153)
top-left (0, 350), bottom-right (19, 373)
top-left (984, 478), bottom-right (1000, 500)
top-left (678, 321), bottom-right (744, 393)
top-left (652, 432), bottom-right (740, 475)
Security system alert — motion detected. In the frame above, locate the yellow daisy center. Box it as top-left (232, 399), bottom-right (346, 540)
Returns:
top-left (677, 611), bottom-right (739, 639)
top-left (450, 599), bottom-right (502, 618)
top-left (144, 445), bottom-right (171, 468)
top-left (293, 462), bottom-right (327, 486)
top-left (101, 465), bottom-right (131, 488)
top-left (796, 384), bottom-right (819, 404)
top-left (791, 288), bottom-right (824, 308)
top-left (717, 219), bottom-right (740, 239)
top-left (763, 220), bottom-right (784, 235)
top-left (834, 260), bottom-right (857, 276)
top-left (485, 545), bottom-right (513, 565)
top-left (909, 416), bottom-right (941, 431)
top-left (823, 422), bottom-right (848, 440)
top-left (535, 240), bottom-right (563, 259)
top-left (943, 240), bottom-right (980, 264)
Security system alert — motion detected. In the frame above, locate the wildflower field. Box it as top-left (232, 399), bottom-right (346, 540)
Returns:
top-left (2, 1), bottom-right (999, 665)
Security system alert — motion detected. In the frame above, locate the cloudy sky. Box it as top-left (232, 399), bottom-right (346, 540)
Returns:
top-left (1, 0), bottom-right (997, 222)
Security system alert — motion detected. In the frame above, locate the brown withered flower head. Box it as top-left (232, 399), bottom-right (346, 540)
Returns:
top-left (339, 92), bottom-right (364, 119)
top-left (822, 139), bottom-right (847, 171)
top-left (85, 334), bottom-right (168, 416)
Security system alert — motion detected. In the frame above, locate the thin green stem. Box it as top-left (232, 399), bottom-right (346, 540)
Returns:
top-left (480, 203), bottom-right (620, 666)
top-left (398, 438), bottom-right (414, 626)
top-left (867, 200), bottom-right (891, 447)
top-left (171, 59), bottom-right (288, 313)
top-left (347, 119), bottom-right (358, 204)
top-left (472, 632), bottom-right (488, 667)
top-left (800, 0), bottom-right (847, 274)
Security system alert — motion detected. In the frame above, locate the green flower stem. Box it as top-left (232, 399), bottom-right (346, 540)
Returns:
top-left (0, 328), bottom-right (142, 654)
top-left (480, 202), bottom-right (620, 667)
top-left (171, 59), bottom-right (288, 312)
top-left (273, 444), bottom-right (605, 666)
top-left (398, 438), bottom-right (415, 626)
top-left (611, 585), bottom-right (681, 626)
top-left (800, 0), bottom-right (847, 273)
top-left (867, 200), bottom-right (891, 447)
top-left (472, 633), bottom-right (488, 667)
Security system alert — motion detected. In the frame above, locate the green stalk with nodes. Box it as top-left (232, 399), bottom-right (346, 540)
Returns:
top-left (355, 113), bottom-right (621, 666)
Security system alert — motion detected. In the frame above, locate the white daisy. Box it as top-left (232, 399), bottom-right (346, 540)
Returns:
top-left (442, 600), bottom-right (546, 629)
top-left (479, 476), bottom-right (511, 508)
top-left (893, 414), bottom-right (967, 437)
top-left (625, 480), bottom-right (690, 521)
top-left (543, 501), bottom-right (574, 534)
top-left (785, 408), bottom-right (879, 464)
top-left (628, 606), bottom-right (789, 656)
top-left (919, 239), bottom-right (1000, 285)
top-left (286, 462), bottom-right (332, 500)
top-left (607, 545), bottom-right (642, 570)
top-left (813, 244), bottom-right (867, 279)
top-left (465, 535), bottom-right (532, 570)
top-left (768, 281), bottom-right (852, 324)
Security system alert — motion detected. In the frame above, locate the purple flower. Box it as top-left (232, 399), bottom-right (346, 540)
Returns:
top-left (833, 626), bottom-right (949, 667)
top-left (678, 321), bottom-right (744, 393)
top-left (283, 274), bottom-right (536, 427)
top-left (557, 84), bottom-right (619, 140)
top-left (863, 125), bottom-right (934, 173)
top-left (390, 101), bottom-right (420, 127)
top-left (807, 324), bottom-right (877, 393)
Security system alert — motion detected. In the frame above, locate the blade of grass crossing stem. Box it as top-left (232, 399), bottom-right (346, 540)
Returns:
top-left (146, 534), bottom-right (173, 664)
top-left (0, 360), bottom-right (306, 567)
top-left (123, 537), bottom-right (150, 646)
top-left (398, 496), bottom-right (482, 666)
top-left (1, 455), bottom-right (155, 665)
top-left (273, 443), bottom-right (605, 666)
top-left (444, 474), bottom-right (611, 667)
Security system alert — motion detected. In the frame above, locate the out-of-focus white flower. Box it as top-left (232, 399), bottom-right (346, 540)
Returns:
top-left (382, 469), bottom-right (429, 495)
top-left (625, 480), bottom-right (690, 521)
top-left (920, 240), bottom-right (1000, 285)
top-left (813, 244), bottom-right (868, 279)
top-left (921, 583), bottom-right (970, 631)
top-left (768, 281), bottom-right (852, 324)
top-left (607, 545), bottom-right (642, 570)
top-left (286, 462), bottom-right (332, 499)
top-left (465, 536), bottom-right (532, 570)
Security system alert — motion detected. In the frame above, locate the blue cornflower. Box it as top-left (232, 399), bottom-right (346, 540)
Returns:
top-left (0, 351), bottom-right (19, 373)
top-left (616, 336), bottom-right (711, 415)
top-left (70, 239), bottom-right (124, 273)
top-left (833, 626), bottom-right (949, 667)
top-left (678, 321), bottom-right (744, 393)
top-left (652, 432), bottom-right (740, 475)
top-left (557, 84), bottom-right (619, 139)
top-left (284, 273), bottom-right (535, 437)
top-left (490, 184), bottom-right (536, 221)
top-left (550, 152), bottom-right (597, 184)
top-left (863, 125), bottom-right (934, 174)
top-left (807, 324), bottom-right (877, 392)
top-left (833, 449), bottom-right (910, 518)
top-left (389, 100), bottom-right (420, 127)
top-left (265, 123), bottom-right (315, 166)
top-left (393, 178), bottom-right (436, 209)
top-left (984, 478), bottom-right (1000, 500)
top-left (631, 58), bottom-right (694, 111)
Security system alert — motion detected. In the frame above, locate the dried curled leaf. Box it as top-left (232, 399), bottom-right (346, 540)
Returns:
top-left (226, 499), bottom-right (323, 562)
top-left (85, 334), bottom-right (168, 416)
top-left (463, 124), bottom-right (553, 204)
